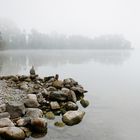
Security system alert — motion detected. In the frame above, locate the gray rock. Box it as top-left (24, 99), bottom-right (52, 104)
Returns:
top-left (31, 118), bottom-right (47, 133)
top-left (6, 102), bottom-right (26, 119)
top-left (49, 91), bottom-right (68, 101)
top-left (0, 112), bottom-right (10, 119)
top-left (50, 101), bottom-right (60, 110)
top-left (0, 104), bottom-right (6, 113)
top-left (36, 93), bottom-right (46, 104)
top-left (19, 82), bottom-right (29, 90)
top-left (24, 94), bottom-right (39, 108)
top-left (0, 118), bottom-right (14, 128)
top-left (71, 86), bottom-right (87, 94)
top-left (25, 108), bottom-right (43, 118)
top-left (69, 90), bottom-right (77, 103)
top-left (62, 110), bottom-right (85, 126)
top-left (0, 127), bottom-right (26, 140)
top-left (20, 127), bottom-right (32, 137)
top-left (16, 117), bottom-right (31, 126)
top-left (65, 101), bottom-right (78, 111)
top-left (63, 78), bottom-right (78, 87)
top-left (80, 98), bottom-right (89, 108)
top-left (46, 86), bottom-right (57, 92)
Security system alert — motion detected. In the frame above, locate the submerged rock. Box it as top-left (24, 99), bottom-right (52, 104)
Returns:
top-left (62, 110), bottom-right (85, 126)
top-left (45, 111), bottom-right (55, 120)
top-left (54, 121), bottom-right (65, 127)
top-left (0, 127), bottom-right (26, 140)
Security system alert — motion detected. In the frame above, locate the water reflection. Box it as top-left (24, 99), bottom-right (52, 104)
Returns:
top-left (0, 50), bottom-right (132, 75)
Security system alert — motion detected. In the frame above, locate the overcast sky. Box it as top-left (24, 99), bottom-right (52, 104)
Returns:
top-left (0, 0), bottom-right (140, 47)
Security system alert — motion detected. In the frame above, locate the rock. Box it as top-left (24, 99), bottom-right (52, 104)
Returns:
top-left (45, 111), bottom-right (55, 120)
top-left (0, 104), bottom-right (6, 113)
top-left (20, 127), bottom-right (32, 137)
top-left (41, 88), bottom-right (50, 98)
top-left (80, 99), bottom-right (89, 108)
top-left (19, 82), bottom-right (29, 90)
top-left (31, 118), bottom-right (47, 133)
top-left (30, 66), bottom-right (35, 75)
top-left (54, 121), bottom-right (65, 127)
top-left (49, 91), bottom-right (68, 101)
top-left (63, 78), bottom-right (78, 87)
top-left (0, 127), bottom-right (26, 140)
top-left (44, 76), bottom-right (54, 82)
top-left (71, 86), bottom-right (87, 94)
top-left (46, 86), bottom-right (57, 91)
top-left (24, 94), bottom-right (39, 108)
top-left (68, 90), bottom-right (77, 103)
top-left (50, 101), bottom-right (60, 110)
top-left (25, 108), bottom-right (43, 118)
top-left (65, 101), bottom-right (78, 111)
top-left (0, 118), bottom-right (14, 128)
top-left (0, 112), bottom-right (10, 119)
top-left (52, 80), bottom-right (63, 89)
top-left (36, 93), bottom-right (46, 104)
top-left (62, 110), bottom-right (85, 126)
top-left (16, 117), bottom-right (31, 126)
top-left (6, 102), bottom-right (26, 119)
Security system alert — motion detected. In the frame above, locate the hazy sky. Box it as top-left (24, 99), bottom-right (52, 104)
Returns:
top-left (0, 0), bottom-right (140, 47)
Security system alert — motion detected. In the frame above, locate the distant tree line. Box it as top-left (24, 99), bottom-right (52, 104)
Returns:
top-left (0, 19), bottom-right (132, 50)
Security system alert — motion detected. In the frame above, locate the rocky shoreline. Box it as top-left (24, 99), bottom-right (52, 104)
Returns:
top-left (0, 68), bottom-right (89, 140)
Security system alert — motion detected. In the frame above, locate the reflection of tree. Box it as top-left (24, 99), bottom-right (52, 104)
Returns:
top-left (0, 50), bottom-right (132, 74)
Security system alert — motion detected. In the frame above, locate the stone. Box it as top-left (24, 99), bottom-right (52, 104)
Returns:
top-left (36, 93), bottom-right (46, 104)
top-left (46, 86), bottom-right (57, 91)
top-left (0, 127), bottom-right (26, 140)
top-left (0, 118), bottom-right (14, 128)
top-left (54, 121), bottom-right (65, 127)
top-left (25, 108), bottom-right (43, 118)
top-left (52, 80), bottom-right (63, 89)
top-left (62, 110), bottom-right (85, 126)
top-left (65, 101), bottom-right (78, 111)
top-left (16, 117), bottom-right (31, 126)
top-left (24, 94), bottom-right (39, 108)
top-left (0, 104), bottom-right (6, 113)
top-left (6, 102), bottom-right (26, 119)
top-left (50, 101), bottom-right (60, 110)
top-left (31, 118), bottom-right (47, 133)
top-left (63, 78), bottom-right (78, 87)
top-left (19, 82), bottom-right (29, 90)
top-left (0, 112), bottom-right (10, 119)
top-left (68, 90), bottom-right (77, 103)
top-left (49, 91), bottom-right (68, 101)
top-left (71, 86), bottom-right (87, 94)
top-left (45, 111), bottom-right (55, 120)
top-left (20, 127), bottom-right (32, 137)
top-left (80, 98), bottom-right (89, 108)
top-left (44, 76), bottom-right (54, 82)
top-left (30, 66), bottom-right (35, 75)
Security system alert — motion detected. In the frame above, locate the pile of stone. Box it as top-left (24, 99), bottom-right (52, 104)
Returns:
top-left (0, 67), bottom-right (89, 140)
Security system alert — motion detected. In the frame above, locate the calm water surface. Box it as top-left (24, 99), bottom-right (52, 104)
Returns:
top-left (0, 49), bottom-right (140, 140)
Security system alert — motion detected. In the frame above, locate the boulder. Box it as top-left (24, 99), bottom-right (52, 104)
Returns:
top-left (25, 108), bottom-right (43, 118)
top-left (0, 118), bottom-right (14, 128)
top-left (31, 118), bottom-right (47, 133)
top-left (62, 110), bottom-right (85, 126)
top-left (6, 102), bottom-right (26, 119)
top-left (24, 94), bottom-right (39, 108)
top-left (0, 127), bottom-right (26, 140)
top-left (65, 101), bottom-right (78, 111)
top-left (80, 99), bottom-right (89, 108)
top-left (49, 91), bottom-right (68, 101)
top-left (0, 112), bottom-right (10, 119)
top-left (0, 104), bottom-right (6, 113)
top-left (50, 101), bottom-right (60, 110)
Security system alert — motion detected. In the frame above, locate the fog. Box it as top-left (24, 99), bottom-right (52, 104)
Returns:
top-left (0, 0), bottom-right (140, 48)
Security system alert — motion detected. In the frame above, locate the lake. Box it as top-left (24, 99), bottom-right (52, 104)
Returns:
top-left (0, 49), bottom-right (139, 140)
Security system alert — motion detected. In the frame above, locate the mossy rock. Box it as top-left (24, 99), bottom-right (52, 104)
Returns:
top-left (45, 112), bottom-right (55, 120)
top-left (80, 99), bottom-right (89, 108)
top-left (54, 121), bottom-right (65, 127)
